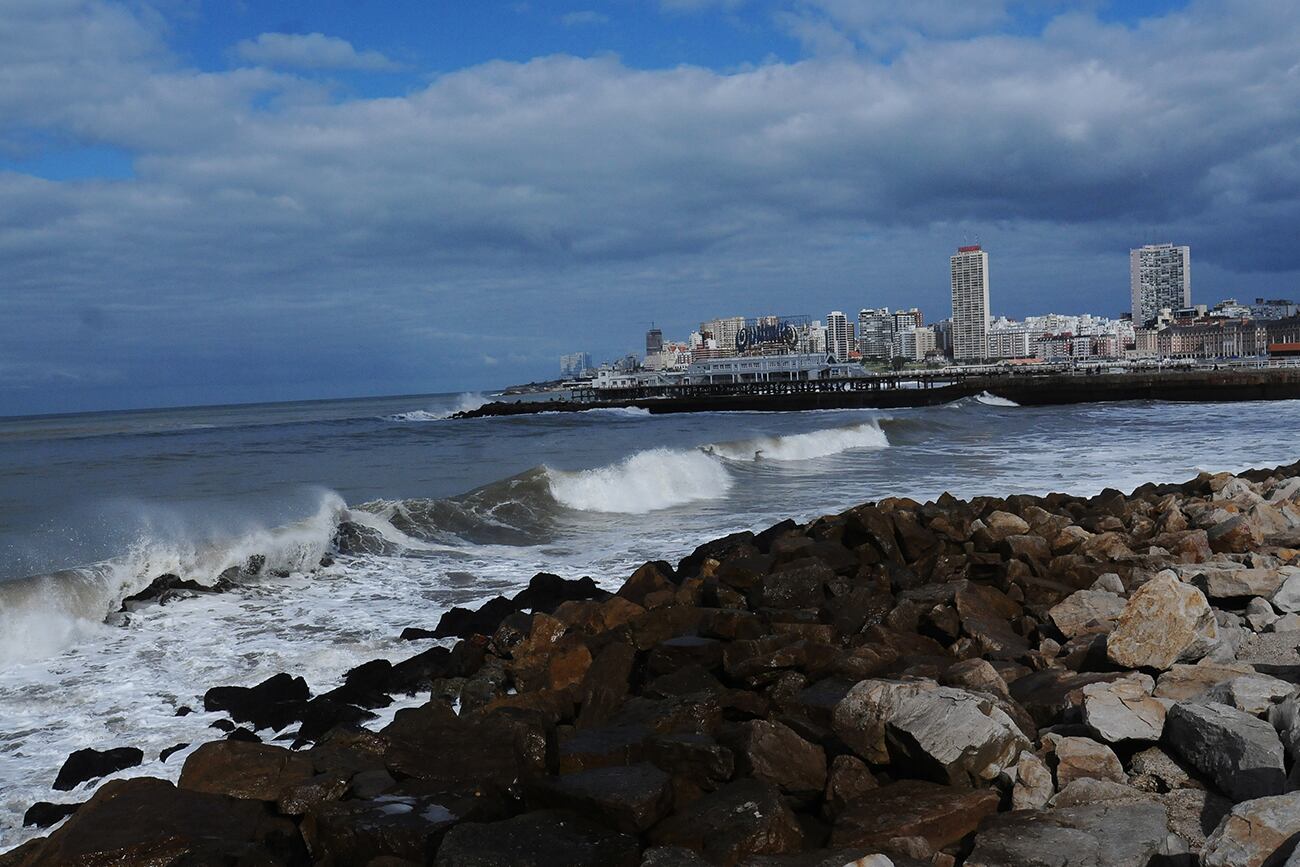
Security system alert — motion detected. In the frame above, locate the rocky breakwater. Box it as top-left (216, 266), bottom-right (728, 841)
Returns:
top-left (14, 464), bottom-right (1300, 865)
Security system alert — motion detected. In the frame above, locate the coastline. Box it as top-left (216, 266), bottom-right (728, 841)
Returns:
top-left (9, 460), bottom-right (1300, 864)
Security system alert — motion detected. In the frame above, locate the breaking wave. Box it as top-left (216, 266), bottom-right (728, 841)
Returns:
top-left (546, 448), bottom-right (733, 514)
top-left (976, 392), bottom-right (1020, 407)
top-left (386, 393), bottom-right (487, 421)
top-left (705, 420), bottom-right (890, 462)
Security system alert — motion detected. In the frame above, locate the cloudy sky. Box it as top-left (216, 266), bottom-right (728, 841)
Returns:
top-left (2, 0), bottom-right (1298, 414)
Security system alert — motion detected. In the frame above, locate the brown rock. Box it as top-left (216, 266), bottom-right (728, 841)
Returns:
top-left (1046, 735), bottom-right (1126, 788)
top-left (724, 719), bottom-right (827, 797)
top-left (1153, 661), bottom-right (1255, 700)
top-left (648, 779), bottom-right (803, 866)
top-left (433, 809), bottom-right (640, 867)
top-left (830, 779), bottom-right (998, 851)
top-left (619, 561), bottom-right (678, 606)
top-left (576, 640), bottom-right (636, 728)
top-left (1106, 571), bottom-right (1218, 670)
top-left (1208, 515), bottom-right (1264, 554)
top-left (178, 740), bottom-right (315, 801)
top-left (526, 763), bottom-right (673, 833)
top-left (823, 754), bottom-right (878, 818)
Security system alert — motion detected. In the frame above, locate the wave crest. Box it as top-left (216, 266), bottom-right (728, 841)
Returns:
top-left (706, 420), bottom-right (890, 462)
top-left (386, 393), bottom-right (487, 422)
top-left (547, 448), bottom-right (732, 514)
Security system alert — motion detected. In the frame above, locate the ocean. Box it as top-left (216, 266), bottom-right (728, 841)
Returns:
top-left (1, 391), bottom-right (1297, 849)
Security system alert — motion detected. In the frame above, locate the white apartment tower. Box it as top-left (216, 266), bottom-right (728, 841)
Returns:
top-left (1130, 243), bottom-right (1191, 326)
top-left (950, 245), bottom-right (990, 363)
top-left (826, 311), bottom-right (853, 361)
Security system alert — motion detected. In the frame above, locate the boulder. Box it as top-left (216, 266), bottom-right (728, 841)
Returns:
top-left (52, 747), bottom-right (144, 791)
top-left (305, 793), bottom-right (463, 864)
top-left (984, 511), bottom-right (1031, 541)
top-left (1204, 674), bottom-right (1295, 717)
top-left (832, 679), bottom-right (1028, 786)
top-left (178, 740), bottom-right (315, 801)
top-left (1081, 677), bottom-right (1166, 743)
top-left (1047, 589), bottom-right (1126, 639)
top-left (1247, 597), bottom-right (1280, 633)
top-left (1010, 751), bottom-right (1053, 810)
top-left (203, 672), bottom-right (311, 731)
top-left (830, 779), bottom-right (998, 851)
top-left (965, 802), bottom-right (1172, 867)
top-left (21, 801), bottom-right (80, 828)
top-left (1273, 569), bottom-right (1300, 614)
top-left (823, 754), bottom-right (878, 818)
top-left (433, 809), bottom-right (639, 866)
top-left (12, 777), bottom-right (299, 866)
top-left (1164, 701), bottom-right (1287, 802)
top-left (1106, 572), bottom-right (1218, 670)
top-left (1189, 565), bottom-right (1286, 600)
top-left (724, 719), bottom-right (826, 797)
top-left (1154, 661), bottom-right (1256, 700)
top-left (1209, 515), bottom-right (1264, 554)
top-left (1202, 792), bottom-right (1300, 867)
top-left (648, 779), bottom-right (803, 866)
top-left (383, 705), bottom-right (550, 792)
top-left (1045, 735), bottom-right (1126, 788)
top-left (526, 763), bottom-right (673, 834)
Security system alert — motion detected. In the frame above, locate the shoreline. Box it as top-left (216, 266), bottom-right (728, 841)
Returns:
top-left (457, 366), bottom-right (1300, 418)
top-left (8, 461), bottom-right (1300, 864)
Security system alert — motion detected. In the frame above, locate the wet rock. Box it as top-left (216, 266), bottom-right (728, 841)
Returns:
top-left (178, 739), bottom-right (315, 801)
top-left (1201, 792), bottom-right (1300, 867)
top-left (830, 779), bottom-right (998, 852)
top-left (22, 801), bottom-right (80, 828)
top-left (159, 742), bottom-right (189, 763)
top-left (1045, 735), bottom-right (1126, 788)
top-left (723, 719), bottom-right (827, 797)
top-left (1081, 676), bottom-right (1166, 742)
top-left (1106, 571), bottom-right (1218, 670)
top-left (52, 746), bottom-right (144, 791)
top-left (277, 772), bottom-right (349, 816)
top-left (648, 779), bottom-right (803, 866)
top-left (1048, 589), bottom-right (1126, 639)
top-left (514, 571), bottom-right (608, 612)
top-left (203, 671), bottom-right (311, 731)
top-left (832, 679), bottom-right (1029, 786)
top-left (1164, 701), bottom-right (1287, 801)
top-left (305, 793), bottom-right (463, 864)
top-left (527, 763), bottom-right (672, 833)
top-left (965, 802), bottom-right (1171, 867)
top-left (383, 704), bottom-right (550, 792)
top-left (14, 777), bottom-right (300, 866)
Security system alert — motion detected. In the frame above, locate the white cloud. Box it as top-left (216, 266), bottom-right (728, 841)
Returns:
top-left (231, 32), bottom-right (401, 72)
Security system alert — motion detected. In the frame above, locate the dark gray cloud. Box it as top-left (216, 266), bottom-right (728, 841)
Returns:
top-left (1, 0), bottom-right (1298, 413)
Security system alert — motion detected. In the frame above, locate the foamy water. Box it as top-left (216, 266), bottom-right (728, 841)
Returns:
top-left (3, 393), bottom-right (1300, 850)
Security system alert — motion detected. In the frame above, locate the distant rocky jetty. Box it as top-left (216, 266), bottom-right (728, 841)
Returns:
top-left (12, 462), bottom-right (1300, 865)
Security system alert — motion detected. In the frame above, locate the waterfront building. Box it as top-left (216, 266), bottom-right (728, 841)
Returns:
top-left (645, 327), bottom-right (663, 357)
top-left (559, 352), bottom-right (592, 377)
top-left (857, 308), bottom-right (893, 359)
top-left (1130, 243), bottom-right (1191, 326)
top-left (951, 245), bottom-right (990, 362)
top-left (685, 353), bottom-right (861, 385)
top-left (892, 326), bottom-right (938, 361)
top-left (826, 311), bottom-right (854, 361)
top-left (987, 328), bottom-right (1032, 360)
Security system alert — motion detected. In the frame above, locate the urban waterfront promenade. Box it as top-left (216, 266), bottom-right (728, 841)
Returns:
top-left (458, 361), bottom-right (1300, 418)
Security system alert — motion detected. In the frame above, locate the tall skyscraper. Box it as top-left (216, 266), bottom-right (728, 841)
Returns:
top-left (950, 245), bottom-right (990, 363)
top-left (559, 352), bottom-right (592, 377)
top-left (645, 326), bottom-right (664, 357)
top-left (857, 308), bottom-right (894, 359)
top-left (1130, 243), bottom-right (1191, 326)
top-left (826, 311), bottom-right (853, 361)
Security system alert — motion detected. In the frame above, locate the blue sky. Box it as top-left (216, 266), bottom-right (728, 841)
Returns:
top-left (2, 0), bottom-right (1298, 414)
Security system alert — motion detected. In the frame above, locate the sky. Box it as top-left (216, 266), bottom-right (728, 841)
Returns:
top-left (2, 0), bottom-right (1299, 415)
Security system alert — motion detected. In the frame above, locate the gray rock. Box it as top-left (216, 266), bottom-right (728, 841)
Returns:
top-left (1154, 661), bottom-right (1256, 701)
top-left (1129, 746), bottom-right (1203, 794)
top-left (1246, 597), bottom-right (1280, 633)
top-left (832, 679), bottom-right (1028, 787)
top-left (965, 802), bottom-right (1171, 867)
top-left (1204, 674), bottom-right (1295, 717)
top-left (1010, 751), bottom-right (1053, 811)
top-left (1273, 569), bottom-right (1300, 614)
top-left (1081, 677), bottom-right (1165, 742)
top-left (1106, 572), bottom-right (1218, 671)
top-left (1202, 792), bottom-right (1300, 867)
top-left (1164, 701), bottom-right (1287, 802)
top-left (1048, 590), bottom-right (1126, 639)
top-left (1091, 573), bottom-right (1126, 595)
top-left (1272, 614), bottom-right (1300, 632)
top-left (1188, 565), bottom-right (1286, 600)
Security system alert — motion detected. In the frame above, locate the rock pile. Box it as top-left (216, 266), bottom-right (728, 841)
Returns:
top-left (12, 463), bottom-right (1300, 865)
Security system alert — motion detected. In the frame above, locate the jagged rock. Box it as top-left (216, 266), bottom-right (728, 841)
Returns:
top-left (1045, 735), bottom-right (1126, 788)
top-left (1209, 515), bottom-right (1265, 554)
top-left (648, 779), bottom-right (803, 866)
top-left (1081, 676), bottom-right (1166, 742)
top-left (12, 777), bottom-right (300, 866)
top-left (967, 802), bottom-right (1172, 867)
top-left (1154, 661), bottom-right (1256, 700)
top-left (1010, 751), bottom-right (1053, 810)
top-left (52, 746), bottom-right (144, 791)
top-left (1164, 701), bottom-right (1287, 802)
top-left (830, 779), bottom-right (998, 852)
top-left (832, 679), bottom-right (1028, 786)
top-left (1272, 569), bottom-right (1300, 614)
top-left (1008, 669), bottom-right (1127, 727)
top-left (1091, 572), bottom-right (1126, 594)
top-left (1202, 792), bottom-right (1300, 867)
top-left (1048, 589), bottom-right (1126, 639)
top-left (723, 719), bottom-right (826, 797)
top-left (1106, 572), bottom-right (1218, 670)
top-left (178, 740), bottom-right (315, 801)
top-left (277, 773), bottom-right (349, 816)
top-left (1247, 597), bottom-right (1280, 632)
top-left (526, 763), bottom-right (673, 834)
top-left (1204, 674), bottom-right (1295, 717)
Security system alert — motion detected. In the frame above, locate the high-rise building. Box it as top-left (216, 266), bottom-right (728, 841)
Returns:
top-left (700, 316), bottom-right (746, 355)
top-left (645, 326), bottom-right (663, 357)
top-left (1130, 243), bottom-right (1191, 326)
top-left (857, 308), bottom-right (894, 359)
top-left (826, 311), bottom-right (853, 361)
top-left (893, 308), bottom-right (924, 331)
top-left (559, 352), bottom-right (592, 377)
top-left (951, 245), bottom-right (990, 362)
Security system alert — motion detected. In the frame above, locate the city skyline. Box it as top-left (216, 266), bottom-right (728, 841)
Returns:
top-left (3, 1), bottom-right (1300, 415)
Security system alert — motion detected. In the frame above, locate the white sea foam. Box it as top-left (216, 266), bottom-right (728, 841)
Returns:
top-left (546, 448), bottom-right (732, 514)
top-left (975, 391), bottom-right (1020, 407)
top-left (705, 420), bottom-right (890, 462)
top-left (387, 393), bottom-right (487, 421)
